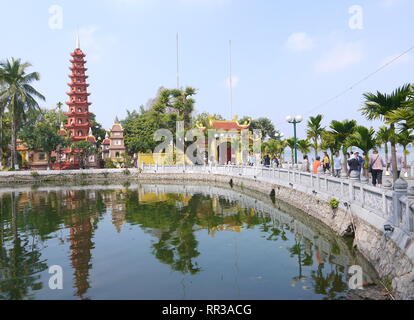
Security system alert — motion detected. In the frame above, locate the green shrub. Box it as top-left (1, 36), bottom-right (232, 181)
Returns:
top-left (31, 171), bottom-right (40, 178)
top-left (104, 158), bottom-right (116, 169)
top-left (329, 198), bottom-right (340, 210)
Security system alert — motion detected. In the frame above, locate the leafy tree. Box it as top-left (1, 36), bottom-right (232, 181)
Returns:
top-left (194, 112), bottom-right (224, 128)
top-left (361, 84), bottom-right (412, 181)
top-left (376, 126), bottom-right (390, 168)
top-left (241, 117), bottom-right (277, 141)
top-left (0, 80), bottom-right (5, 168)
top-left (346, 126), bottom-right (377, 177)
top-left (72, 141), bottom-right (96, 169)
top-left (396, 129), bottom-right (414, 168)
top-left (263, 139), bottom-right (286, 158)
top-left (329, 119), bottom-right (357, 176)
top-left (306, 115), bottom-right (325, 159)
top-left (19, 122), bottom-right (68, 170)
top-left (297, 139), bottom-right (311, 157)
top-left (285, 138), bottom-right (296, 164)
top-left (387, 84), bottom-right (414, 131)
top-left (0, 58), bottom-right (45, 170)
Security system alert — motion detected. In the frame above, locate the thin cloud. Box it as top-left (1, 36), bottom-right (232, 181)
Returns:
top-left (286, 32), bottom-right (314, 52)
top-left (315, 42), bottom-right (364, 73)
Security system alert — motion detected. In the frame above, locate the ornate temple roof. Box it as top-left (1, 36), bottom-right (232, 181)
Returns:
top-left (196, 115), bottom-right (251, 131)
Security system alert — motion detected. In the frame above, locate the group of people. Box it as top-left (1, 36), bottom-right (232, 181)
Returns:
top-left (261, 154), bottom-right (281, 168)
top-left (304, 150), bottom-right (406, 188)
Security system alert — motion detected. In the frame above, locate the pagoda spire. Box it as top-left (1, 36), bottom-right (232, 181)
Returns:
top-left (76, 30), bottom-right (80, 49)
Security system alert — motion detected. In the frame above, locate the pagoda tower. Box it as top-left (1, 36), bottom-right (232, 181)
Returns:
top-left (55, 37), bottom-right (98, 170)
top-left (64, 38), bottom-right (94, 140)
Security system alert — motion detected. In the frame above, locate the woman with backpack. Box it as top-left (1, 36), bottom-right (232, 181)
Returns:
top-left (369, 150), bottom-right (386, 187)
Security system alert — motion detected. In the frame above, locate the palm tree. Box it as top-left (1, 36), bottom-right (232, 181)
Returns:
top-left (285, 138), bottom-right (296, 164)
top-left (306, 115), bottom-right (325, 159)
top-left (0, 58), bottom-right (45, 170)
top-left (297, 140), bottom-right (311, 158)
top-left (321, 131), bottom-right (340, 173)
top-left (361, 84), bottom-right (411, 181)
top-left (376, 126), bottom-right (390, 169)
top-left (330, 120), bottom-right (357, 176)
top-left (387, 84), bottom-right (414, 130)
top-left (396, 129), bottom-right (414, 169)
top-left (346, 126), bottom-right (377, 177)
top-left (0, 80), bottom-right (5, 169)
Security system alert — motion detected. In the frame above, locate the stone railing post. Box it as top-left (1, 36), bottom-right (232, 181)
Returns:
top-left (392, 179), bottom-right (408, 227)
top-left (349, 171), bottom-right (359, 201)
top-left (382, 180), bottom-right (393, 218)
top-left (406, 186), bottom-right (414, 232)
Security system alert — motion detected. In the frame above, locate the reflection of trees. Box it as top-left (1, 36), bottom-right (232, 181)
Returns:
top-left (310, 264), bottom-right (348, 300)
top-left (0, 192), bottom-right (48, 300)
top-left (125, 193), bottom-right (267, 275)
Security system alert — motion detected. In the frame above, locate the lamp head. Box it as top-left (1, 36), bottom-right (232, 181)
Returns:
top-left (286, 116), bottom-right (293, 123)
top-left (295, 115), bottom-right (303, 123)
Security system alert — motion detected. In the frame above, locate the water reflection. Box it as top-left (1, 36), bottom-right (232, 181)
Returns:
top-left (0, 184), bottom-right (378, 300)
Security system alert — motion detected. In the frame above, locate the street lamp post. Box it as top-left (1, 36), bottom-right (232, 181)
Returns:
top-left (286, 115), bottom-right (303, 165)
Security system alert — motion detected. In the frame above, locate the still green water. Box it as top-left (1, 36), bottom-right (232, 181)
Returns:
top-left (0, 183), bottom-right (377, 300)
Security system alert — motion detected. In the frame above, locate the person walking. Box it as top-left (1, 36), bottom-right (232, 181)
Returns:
top-left (313, 156), bottom-right (322, 174)
top-left (369, 150), bottom-right (386, 187)
top-left (302, 155), bottom-right (310, 172)
top-left (264, 154), bottom-right (271, 168)
top-left (388, 150), bottom-right (405, 179)
top-left (348, 153), bottom-right (360, 179)
top-left (333, 151), bottom-right (342, 178)
top-left (323, 152), bottom-right (331, 173)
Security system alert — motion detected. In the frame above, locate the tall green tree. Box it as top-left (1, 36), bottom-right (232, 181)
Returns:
top-left (396, 129), bottom-right (414, 168)
top-left (376, 126), bottom-right (390, 169)
top-left (306, 115), bottom-right (325, 159)
top-left (249, 117), bottom-right (277, 141)
top-left (19, 122), bottom-right (68, 170)
top-left (321, 131), bottom-right (341, 172)
top-left (285, 138), bottom-right (296, 164)
top-left (387, 84), bottom-right (414, 131)
top-left (72, 141), bottom-right (96, 169)
top-left (361, 84), bottom-right (411, 181)
top-left (297, 140), bottom-right (311, 157)
top-left (346, 126), bottom-right (377, 177)
top-left (0, 80), bottom-right (5, 169)
top-left (329, 120), bottom-right (357, 176)
top-left (0, 58), bottom-right (45, 170)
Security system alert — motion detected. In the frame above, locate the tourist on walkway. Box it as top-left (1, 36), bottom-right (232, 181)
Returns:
top-left (333, 151), bottom-right (342, 177)
top-left (313, 156), bottom-right (322, 174)
top-left (323, 152), bottom-right (331, 173)
top-left (272, 156), bottom-right (280, 168)
top-left (348, 153), bottom-right (360, 179)
top-left (355, 152), bottom-right (365, 177)
top-left (302, 155), bottom-right (310, 172)
top-left (388, 150), bottom-right (405, 179)
top-left (369, 150), bottom-right (386, 187)
top-left (263, 154), bottom-right (271, 168)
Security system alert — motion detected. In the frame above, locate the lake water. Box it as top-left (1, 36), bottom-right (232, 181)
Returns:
top-left (0, 183), bottom-right (378, 300)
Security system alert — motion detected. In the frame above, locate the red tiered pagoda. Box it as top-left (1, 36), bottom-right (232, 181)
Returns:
top-left (65, 40), bottom-right (93, 140)
top-left (56, 38), bottom-right (98, 170)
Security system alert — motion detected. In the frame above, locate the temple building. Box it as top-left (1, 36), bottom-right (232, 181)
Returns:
top-left (57, 38), bottom-right (98, 169)
top-left (196, 115), bottom-right (252, 165)
top-left (102, 120), bottom-right (126, 166)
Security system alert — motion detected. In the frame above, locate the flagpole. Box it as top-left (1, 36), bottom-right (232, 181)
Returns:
top-left (177, 32), bottom-right (180, 89)
top-left (229, 40), bottom-right (233, 119)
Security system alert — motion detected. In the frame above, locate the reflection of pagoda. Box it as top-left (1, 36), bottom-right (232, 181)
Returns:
top-left (69, 217), bottom-right (94, 299)
top-left (56, 36), bottom-right (98, 170)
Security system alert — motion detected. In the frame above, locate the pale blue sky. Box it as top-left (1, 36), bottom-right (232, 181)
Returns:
top-left (0, 0), bottom-right (413, 138)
